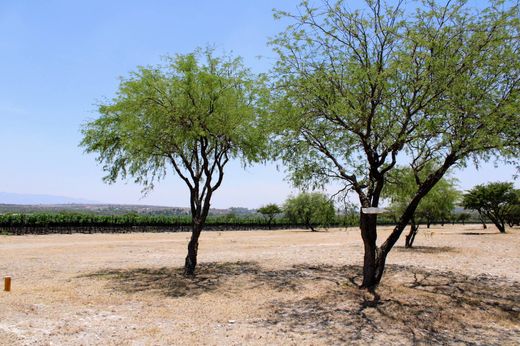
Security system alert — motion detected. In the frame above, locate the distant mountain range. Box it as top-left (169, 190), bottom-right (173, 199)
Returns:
top-left (0, 192), bottom-right (98, 205)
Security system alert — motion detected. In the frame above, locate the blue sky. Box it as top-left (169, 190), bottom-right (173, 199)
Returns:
top-left (0, 0), bottom-right (517, 208)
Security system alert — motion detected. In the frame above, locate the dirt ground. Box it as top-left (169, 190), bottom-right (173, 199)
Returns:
top-left (0, 224), bottom-right (519, 345)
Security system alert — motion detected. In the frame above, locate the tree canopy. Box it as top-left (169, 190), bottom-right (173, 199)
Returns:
top-left (270, 0), bottom-right (519, 291)
top-left (81, 49), bottom-right (269, 274)
top-left (462, 182), bottom-right (519, 233)
top-left (257, 203), bottom-right (282, 229)
top-left (284, 192), bottom-right (336, 231)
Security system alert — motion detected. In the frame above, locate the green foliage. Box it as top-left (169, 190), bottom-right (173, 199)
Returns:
top-left (383, 166), bottom-right (460, 226)
top-left (457, 212), bottom-right (471, 225)
top-left (337, 202), bottom-right (360, 227)
top-left (257, 203), bottom-right (282, 226)
top-left (0, 212), bottom-right (188, 227)
top-left (270, 0), bottom-right (519, 195)
top-left (462, 182), bottom-right (519, 232)
top-left (505, 204), bottom-right (520, 227)
top-left (283, 192), bottom-right (336, 231)
top-left (0, 212), bottom-right (344, 232)
top-left (258, 203), bottom-right (282, 217)
top-left (80, 48), bottom-right (269, 212)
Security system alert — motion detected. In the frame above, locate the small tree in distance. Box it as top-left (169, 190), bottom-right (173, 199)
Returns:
top-left (505, 190), bottom-right (520, 227)
top-left (81, 49), bottom-right (268, 275)
top-left (384, 166), bottom-right (459, 248)
top-left (257, 203), bottom-right (282, 229)
top-left (462, 182), bottom-right (519, 233)
top-left (457, 212), bottom-right (471, 226)
top-left (284, 192), bottom-right (336, 231)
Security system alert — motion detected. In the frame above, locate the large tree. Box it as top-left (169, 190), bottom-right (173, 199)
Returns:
top-left (271, 0), bottom-right (519, 292)
top-left (384, 166), bottom-right (460, 247)
top-left (81, 49), bottom-right (268, 275)
top-left (462, 182), bottom-right (519, 233)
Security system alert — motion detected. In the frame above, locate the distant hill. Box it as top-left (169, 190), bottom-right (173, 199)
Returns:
top-left (0, 192), bottom-right (98, 205)
top-left (0, 198), bottom-right (258, 216)
top-left (0, 203), bottom-right (185, 215)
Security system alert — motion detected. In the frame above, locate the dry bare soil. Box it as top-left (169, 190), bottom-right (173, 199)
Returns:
top-left (1, 225), bottom-right (519, 345)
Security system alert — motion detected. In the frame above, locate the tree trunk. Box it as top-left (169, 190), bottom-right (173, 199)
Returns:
top-left (360, 213), bottom-right (385, 291)
top-left (306, 218), bottom-right (317, 232)
top-left (485, 213), bottom-right (506, 234)
top-left (358, 154), bottom-right (457, 293)
top-left (184, 221), bottom-right (203, 276)
top-left (479, 214), bottom-right (487, 229)
top-left (405, 222), bottom-right (419, 248)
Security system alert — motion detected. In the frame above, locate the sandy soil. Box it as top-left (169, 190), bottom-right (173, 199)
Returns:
top-left (0, 224), bottom-right (519, 345)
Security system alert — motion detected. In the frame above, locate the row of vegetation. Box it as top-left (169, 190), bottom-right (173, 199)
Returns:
top-left (0, 212), bottom-right (337, 229)
top-left (0, 192), bottom-right (352, 232)
top-left (3, 183), bottom-right (517, 233)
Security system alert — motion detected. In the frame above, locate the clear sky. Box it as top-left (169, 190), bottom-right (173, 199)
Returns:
top-left (0, 0), bottom-right (517, 209)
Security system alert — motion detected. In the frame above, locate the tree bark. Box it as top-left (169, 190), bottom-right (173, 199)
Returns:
top-left (405, 221), bottom-right (419, 248)
top-left (306, 218), bottom-right (317, 232)
top-left (184, 221), bottom-right (203, 276)
top-left (485, 212), bottom-right (507, 233)
top-left (360, 212), bottom-right (383, 291)
top-left (479, 213), bottom-right (487, 229)
top-left (357, 154), bottom-right (457, 293)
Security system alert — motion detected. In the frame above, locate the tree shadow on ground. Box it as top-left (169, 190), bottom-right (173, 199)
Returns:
top-left (82, 262), bottom-right (261, 297)
top-left (85, 262), bottom-right (520, 345)
top-left (394, 246), bottom-right (456, 254)
top-left (462, 232), bottom-right (501, 235)
top-left (262, 264), bottom-right (520, 345)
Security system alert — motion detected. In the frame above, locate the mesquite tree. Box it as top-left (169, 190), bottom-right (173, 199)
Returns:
top-left (258, 203), bottom-right (282, 229)
top-left (81, 49), bottom-right (268, 275)
top-left (271, 0), bottom-right (519, 292)
top-left (384, 166), bottom-right (459, 247)
top-left (283, 192), bottom-right (336, 231)
top-left (462, 182), bottom-right (519, 233)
